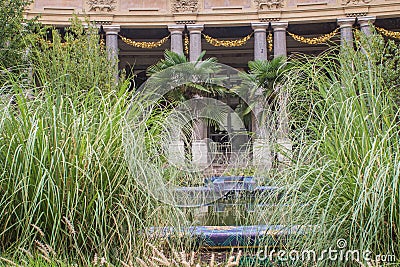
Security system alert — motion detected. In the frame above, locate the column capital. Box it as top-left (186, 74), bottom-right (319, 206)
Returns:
top-left (337, 18), bottom-right (356, 28)
top-left (187, 24), bottom-right (204, 33)
top-left (103, 25), bottom-right (120, 35)
top-left (271, 21), bottom-right (288, 31)
top-left (357, 16), bottom-right (376, 27)
top-left (251, 22), bottom-right (269, 32)
top-left (168, 24), bottom-right (185, 34)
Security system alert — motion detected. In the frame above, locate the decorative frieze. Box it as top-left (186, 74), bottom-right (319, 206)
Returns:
top-left (172, 0), bottom-right (198, 13)
top-left (341, 0), bottom-right (371, 5)
top-left (87, 0), bottom-right (116, 12)
top-left (255, 0), bottom-right (284, 10)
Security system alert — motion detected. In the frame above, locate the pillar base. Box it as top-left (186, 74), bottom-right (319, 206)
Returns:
top-left (168, 140), bottom-right (185, 167)
top-left (252, 138), bottom-right (272, 170)
top-left (277, 138), bottom-right (292, 164)
top-left (192, 140), bottom-right (208, 167)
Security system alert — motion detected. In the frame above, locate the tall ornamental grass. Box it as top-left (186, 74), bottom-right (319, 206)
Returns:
top-left (0, 19), bottom-right (190, 265)
top-left (273, 32), bottom-right (399, 265)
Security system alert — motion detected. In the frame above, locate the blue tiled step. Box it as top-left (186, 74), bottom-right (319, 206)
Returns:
top-left (173, 176), bottom-right (282, 206)
top-left (146, 225), bottom-right (306, 249)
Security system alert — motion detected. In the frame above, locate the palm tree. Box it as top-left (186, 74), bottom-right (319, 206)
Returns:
top-left (146, 50), bottom-right (229, 161)
top-left (233, 56), bottom-right (290, 123)
top-left (146, 50), bottom-right (226, 103)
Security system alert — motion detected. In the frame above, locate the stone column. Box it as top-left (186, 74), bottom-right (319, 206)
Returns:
top-left (251, 23), bottom-right (269, 60)
top-left (271, 21), bottom-right (291, 165)
top-left (168, 25), bottom-right (185, 55)
top-left (251, 22), bottom-right (272, 169)
top-left (167, 25), bottom-right (186, 166)
top-left (251, 22), bottom-right (269, 138)
top-left (271, 21), bottom-right (288, 58)
top-left (187, 24), bottom-right (204, 62)
top-left (190, 95), bottom-right (208, 168)
top-left (103, 25), bottom-right (120, 79)
top-left (192, 119), bottom-right (208, 167)
top-left (358, 16), bottom-right (376, 36)
top-left (187, 26), bottom-right (208, 167)
top-left (337, 18), bottom-right (355, 47)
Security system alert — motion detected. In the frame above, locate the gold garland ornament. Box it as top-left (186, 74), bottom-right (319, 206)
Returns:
top-left (203, 33), bottom-right (253, 47)
top-left (375, 27), bottom-right (400, 40)
top-left (119, 34), bottom-right (170, 49)
top-left (184, 33), bottom-right (189, 55)
top-left (100, 34), bottom-right (105, 50)
top-left (267, 31), bottom-right (273, 52)
top-left (288, 28), bottom-right (339, 45)
top-left (353, 29), bottom-right (361, 42)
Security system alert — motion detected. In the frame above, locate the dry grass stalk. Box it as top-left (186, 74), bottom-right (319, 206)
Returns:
top-left (136, 257), bottom-right (149, 267)
top-left (30, 224), bottom-right (45, 237)
top-left (0, 257), bottom-right (18, 267)
top-left (39, 254), bottom-right (51, 263)
top-left (18, 247), bottom-right (33, 258)
top-left (119, 258), bottom-right (134, 267)
top-left (93, 253), bottom-right (99, 265)
top-left (100, 257), bottom-right (107, 265)
top-left (34, 240), bottom-right (49, 257)
top-left (136, 243), bottom-right (242, 267)
top-left (63, 216), bottom-right (76, 235)
top-left (355, 258), bottom-right (382, 267)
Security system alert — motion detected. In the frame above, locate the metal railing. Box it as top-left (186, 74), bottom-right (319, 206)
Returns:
top-left (208, 141), bottom-right (252, 166)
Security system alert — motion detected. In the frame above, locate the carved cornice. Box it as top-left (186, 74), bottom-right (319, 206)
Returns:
top-left (346, 12), bottom-right (367, 16)
top-left (255, 0), bottom-right (284, 10)
top-left (87, 0), bottom-right (116, 12)
top-left (342, 0), bottom-right (372, 6)
top-left (260, 18), bottom-right (281, 22)
top-left (172, 0), bottom-right (198, 13)
top-left (175, 20), bottom-right (197, 24)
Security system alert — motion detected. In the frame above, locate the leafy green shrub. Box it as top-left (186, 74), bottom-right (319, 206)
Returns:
top-left (28, 17), bottom-right (117, 94)
top-left (0, 0), bottom-right (33, 70)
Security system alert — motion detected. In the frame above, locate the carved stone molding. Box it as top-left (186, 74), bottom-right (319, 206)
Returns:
top-left (255, 0), bottom-right (284, 10)
top-left (346, 12), bottom-right (367, 16)
top-left (342, 0), bottom-right (372, 6)
top-left (93, 21), bottom-right (112, 25)
top-left (175, 20), bottom-right (197, 24)
top-left (260, 17), bottom-right (281, 22)
top-left (87, 0), bottom-right (116, 12)
top-left (172, 0), bottom-right (198, 13)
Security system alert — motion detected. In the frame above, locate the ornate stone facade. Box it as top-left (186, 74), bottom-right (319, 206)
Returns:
top-left (255, 0), bottom-right (284, 10)
top-left (172, 0), bottom-right (198, 13)
top-left (342, 0), bottom-right (372, 5)
top-left (26, 0), bottom-right (400, 25)
top-left (87, 0), bottom-right (116, 12)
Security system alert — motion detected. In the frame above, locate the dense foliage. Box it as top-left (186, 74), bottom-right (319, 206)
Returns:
top-left (0, 0), bottom-right (33, 69)
top-left (0, 9), bottom-right (399, 265)
top-left (0, 19), bottom-right (191, 265)
top-left (272, 32), bottom-right (400, 266)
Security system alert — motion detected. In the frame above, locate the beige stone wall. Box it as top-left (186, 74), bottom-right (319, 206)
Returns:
top-left (286, 0), bottom-right (336, 7)
top-left (25, 0), bottom-right (400, 26)
top-left (34, 0), bottom-right (82, 10)
top-left (120, 0), bottom-right (169, 13)
top-left (204, 0), bottom-right (252, 9)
